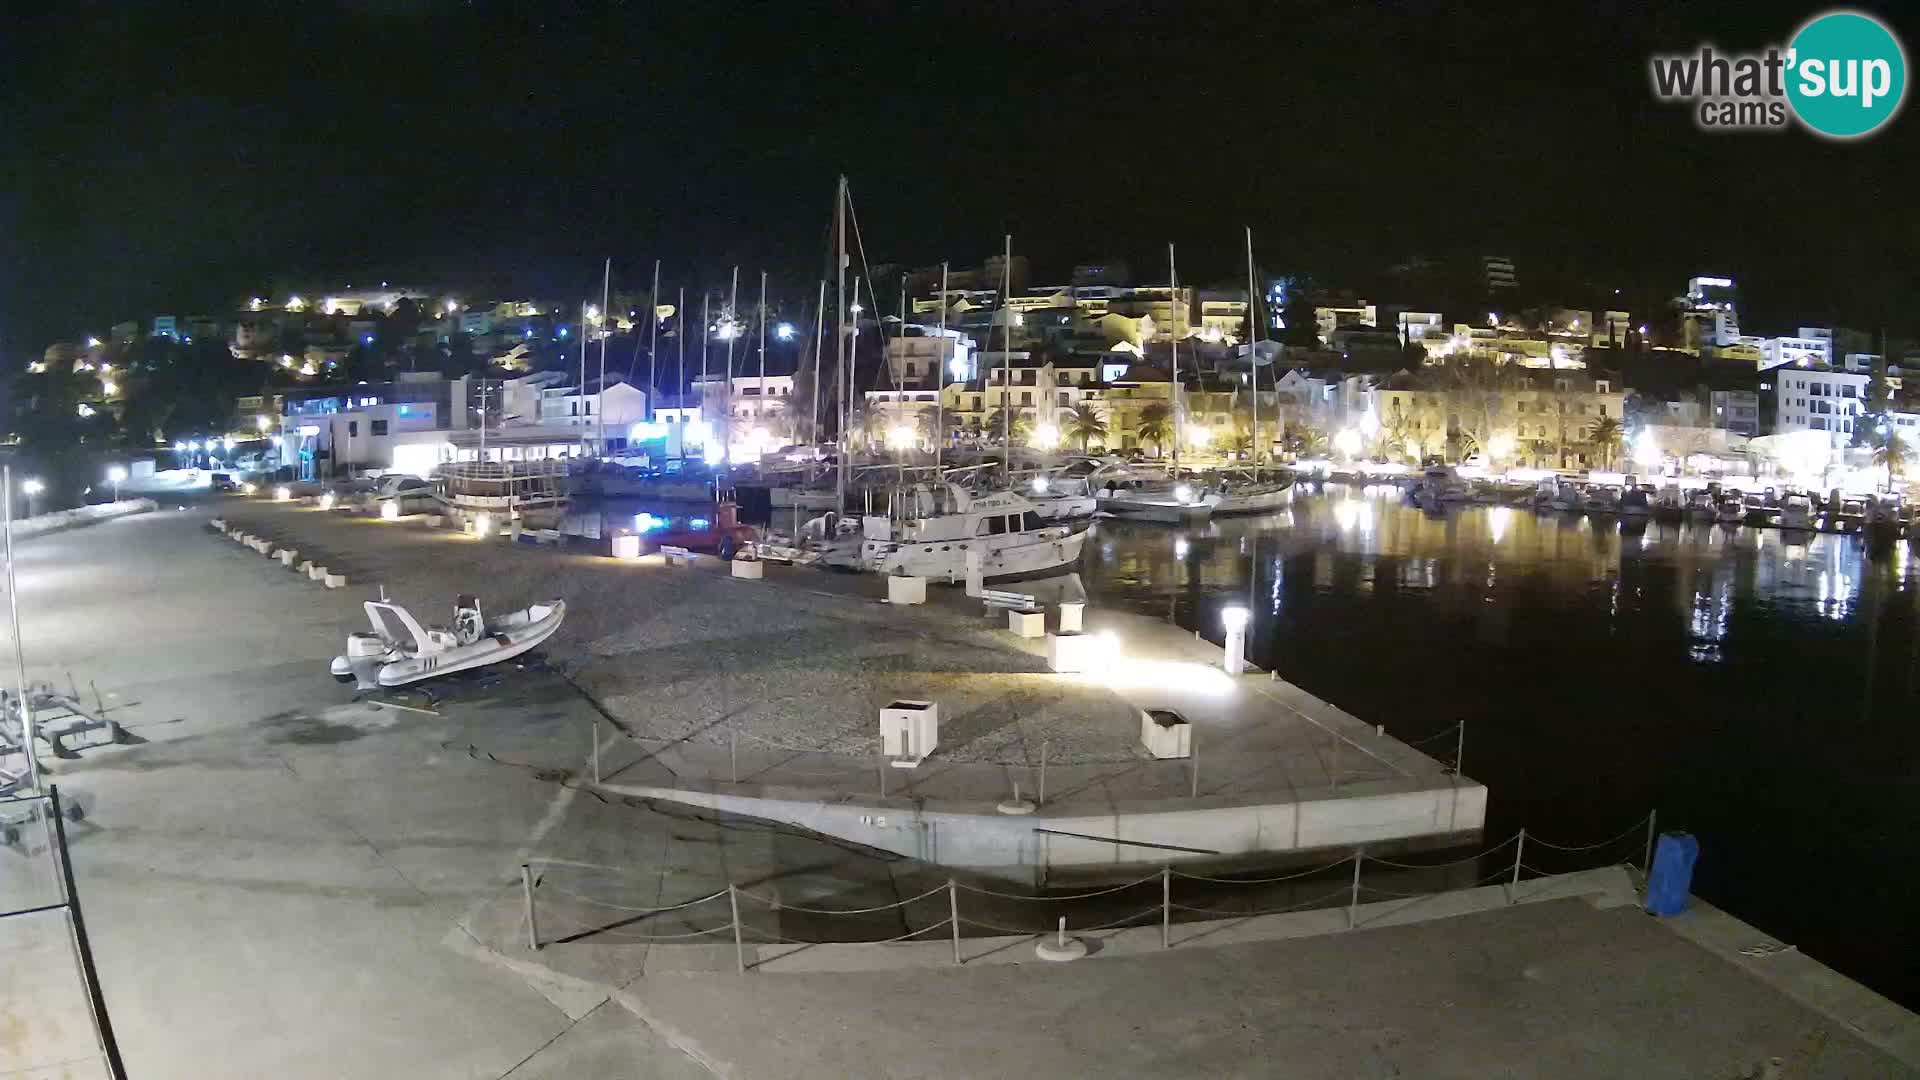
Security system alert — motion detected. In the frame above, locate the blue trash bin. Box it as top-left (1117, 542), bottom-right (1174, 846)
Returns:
top-left (1645, 831), bottom-right (1698, 916)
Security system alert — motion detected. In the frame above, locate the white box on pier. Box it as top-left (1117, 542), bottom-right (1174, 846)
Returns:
top-left (881, 699), bottom-right (938, 767)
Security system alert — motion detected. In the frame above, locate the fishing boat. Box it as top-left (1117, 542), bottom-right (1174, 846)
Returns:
top-left (1866, 496), bottom-right (1905, 541)
top-left (1207, 469), bottom-right (1296, 515)
top-left (331, 596), bottom-right (565, 690)
top-left (1545, 481), bottom-right (1584, 512)
top-left (1716, 494), bottom-right (1746, 524)
top-left (845, 482), bottom-right (1087, 580)
top-left (1652, 484), bottom-right (1685, 522)
top-left (434, 460), bottom-right (570, 528)
top-left (1684, 489), bottom-right (1717, 517)
top-left (1830, 495), bottom-right (1868, 533)
top-left (1619, 485), bottom-right (1652, 518)
top-left (1741, 492), bottom-right (1770, 525)
top-left (1583, 485), bottom-right (1622, 515)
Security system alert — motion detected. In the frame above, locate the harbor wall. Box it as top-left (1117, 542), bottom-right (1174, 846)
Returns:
top-left (10, 499), bottom-right (157, 541)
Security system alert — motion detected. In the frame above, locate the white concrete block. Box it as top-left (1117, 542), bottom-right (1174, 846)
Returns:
top-left (308, 565), bottom-right (328, 581)
top-left (1140, 709), bottom-right (1192, 759)
top-left (1058, 601), bottom-right (1084, 633)
top-left (1007, 609), bottom-right (1044, 639)
top-left (324, 573), bottom-right (347, 589)
top-left (885, 574), bottom-right (926, 605)
top-left (731, 558), bottom-right (764, 579)
top-left (880, 700), bottom-right (938, 764)
top-left (425, 515), bottom-right (443, 528)
top-left (611, 534), bottom-right (641, 560)
top-left (276, 550), bottom-right (296, 566)
top-left (297, 561), bottom-right (314, 575)
top-left (209, 518), bottom-right (226, 531)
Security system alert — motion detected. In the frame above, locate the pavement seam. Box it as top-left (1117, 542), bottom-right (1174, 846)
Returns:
top-left (609, 982), bottom-right (731, 1079)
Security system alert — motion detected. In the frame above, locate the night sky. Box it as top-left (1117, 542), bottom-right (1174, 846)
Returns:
top-left (5, 1), bottom-right (1918, 356)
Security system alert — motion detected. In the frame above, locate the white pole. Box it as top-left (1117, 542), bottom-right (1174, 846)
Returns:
top-left (578, 299), bottom-right (588, 458)
top-left (897, 275), bottom-right (907, 485)
top-left (701, 291), bottom-right (711, 457)
top-left (647, 259), bottom-right (661, 420)
top-left (3, 467), bottom-right (38, 792)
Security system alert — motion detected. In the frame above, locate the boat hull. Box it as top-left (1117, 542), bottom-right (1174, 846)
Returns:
top-left (330, 600), bottom-right (566, 690)
top-left (1097, 495), bottom-right (1215, 523)
top-left (862, 528), bottom-right (1087, 581)
top-left (1211, 481), bottom-right (1295, 516)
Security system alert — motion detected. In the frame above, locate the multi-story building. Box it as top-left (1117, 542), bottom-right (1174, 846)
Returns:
top-left (1760, 335), bottom-right (1833, 370)
top-left (1771, 366), bottom-right (1866, 448)
top-left (1709, 389), bottom-right (1762, 437)
top-left (1506, 374), bottom-right (1625, 468)
top-left (1481, 255), bottom-right (1518, 295)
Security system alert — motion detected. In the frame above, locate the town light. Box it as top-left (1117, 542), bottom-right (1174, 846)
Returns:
top-left (222, 436), bottom-right (237, 451)
top-left (849, 303), bottom-right (864, 315)
top-left (256, 416), bottom-right (271, 432)
top-left (22, 479), bottom-right (43, 496)
top-left (380, 500), bottom-right (400, 520)
top-left (474, 511), bottom-right (491, 536)
top-left (241, 482), bottom-right (256, 495)
top-left (1186, 425), bottom-right (1212, 448)
top-left (1030, 423), bottom-right (1061, 450)
top-left (85, 336), bottom-right (102, 349)
top-left (1359, 410), bottom-right (1380, 437)
top-left (1031, 476), bottom-right (1050, 494)
top-left (1333, 427), bottom-right (1363, 457)
top-left (1173, 483), bottom-right (1193, 503)
top-left (187, 440), bottom-right (201, 451)
top-left (886, 424), bottom-right (917, 450)
top-left (318, 491), bottom-right (336, 510)
top-left (173, 440), bottom-right (186, 451)
top-left (107, 465), bottom-right (128, 483)
top-left (100, 379), bottom-right (117, 396)
top-left (287, 296), bottom-right (306, 311)
top-left (1633, 431), bottom-right (1661, 467)
top-left (775, 322), bottom-right (796, 341)
top-left (275, 486), bottom-right (291, 502)
top-left (1488, 433), bottom-right (1516, 459)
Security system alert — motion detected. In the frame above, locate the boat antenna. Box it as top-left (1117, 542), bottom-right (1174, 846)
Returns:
top-left (835, 176), bottom-right (848, 517)
top-left (1170, 242), bottom-right (1181, 477)
top-left (1245, 225), bottom-right (1260, 482)
top-left (646, 259), bottom-right (660, 420)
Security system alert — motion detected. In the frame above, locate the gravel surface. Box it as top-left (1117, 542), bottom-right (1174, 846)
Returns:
top-left (222, 503), bottom-right (1146, 764)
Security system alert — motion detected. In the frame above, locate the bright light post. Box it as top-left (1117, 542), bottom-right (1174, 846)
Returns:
top-left (1221, 605), bottom-right (1251, 676)
top-left (106, 465), bottom-right (127, 503)
top-left (21, 478), bottom-right (42, 518)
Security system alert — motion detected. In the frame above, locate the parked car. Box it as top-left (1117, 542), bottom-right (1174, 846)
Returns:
top-left (209, 472), bottom-right (240, 493)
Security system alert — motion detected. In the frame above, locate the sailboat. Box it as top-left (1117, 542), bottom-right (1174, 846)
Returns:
top-left (1210, 226), bottom-right (1295, 516)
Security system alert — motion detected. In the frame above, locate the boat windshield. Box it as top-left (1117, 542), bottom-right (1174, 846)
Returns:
top-left (368, 606), bottom-right (424, 655)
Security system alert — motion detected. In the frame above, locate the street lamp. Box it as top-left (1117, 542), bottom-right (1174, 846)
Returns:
top-left (256, 416), bottom-right (271, 433)
top-left (106, 465), bottom-right (127, 503)
top-left (775, 323), bottom-right (797, 341)
top-left (21, 478), bottom-right (43, 518)
top-left (1220, 605), bottom-right (1251, 676)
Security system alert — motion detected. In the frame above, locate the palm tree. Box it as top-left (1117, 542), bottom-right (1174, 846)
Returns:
top-left (985, 406), bottom-right (1031, 447)
top-left (1228, 425), bottom-right (1254, 460)
top-left (1586, 415), bottom-right (1623, 470)
top-left (1064, 403), bottom-right (1107, 452)
top-left (1874, 435), bottom-right (1911, 492)
top-left (1135, 402), bottom-right (1174, 458)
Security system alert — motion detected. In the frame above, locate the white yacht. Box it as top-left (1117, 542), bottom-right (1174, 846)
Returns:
top-left (853, 483), bottom-right (1088, 580)
top-left (434, 460), bottom-right (570, 527)
top-left (1777, 492), bottom-right (1816, 531)
top-left (1207, 469), bottom-right (1297, 516)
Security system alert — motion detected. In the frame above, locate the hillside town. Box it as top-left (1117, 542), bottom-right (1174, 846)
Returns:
top-left (18, 259), bottom-right (1918, 498)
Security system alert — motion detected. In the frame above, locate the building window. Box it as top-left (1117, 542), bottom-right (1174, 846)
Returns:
top-left (1020, 391), bottom-right (1032, 405)
top-left (371, 419), bottom-right (388, 436)
top-left (570, 402), bottom-right (579, 416)
top-left (347, 421), bottom-right (359, 437)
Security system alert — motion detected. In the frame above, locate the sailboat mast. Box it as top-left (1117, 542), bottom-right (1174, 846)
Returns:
top-left (835, 176), bottom-right (849, 514)
top-left (1170, 242), bottom-right (1181, 475)
top-left (811, 279), bottom-right (826, 447)
top-left (1001, 233), bottom-right (1012, 481)
top-left (598, 257), bottom-right (610, 457)
top-left (676, 286), bottom-right (686, 459)
top-left (936, 261), bottom-right (948, 474)
top-left (724, 266), bottom-right (739, 463)
top-left (701, 290), bottom-right (711, 458)
top-left (896, 275), bottom-right (907, 485)
top-left (647, 259), bottom-right (660, 421)
top-left (578, 299), bottom-right (589, 458)
top-left (757, 270), bottom-right (768, 451)
top-left (1245, 226), bottom-right (1259, 481)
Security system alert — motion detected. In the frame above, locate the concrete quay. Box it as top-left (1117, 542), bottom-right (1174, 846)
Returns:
top-left (213, 498), bottom-right (1484, 879)
top-left (3, 504), bottom-right (1915, 1078)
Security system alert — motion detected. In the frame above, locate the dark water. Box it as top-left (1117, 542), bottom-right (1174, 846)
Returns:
top-left (1082, 482), bottom-right (1920, 1008)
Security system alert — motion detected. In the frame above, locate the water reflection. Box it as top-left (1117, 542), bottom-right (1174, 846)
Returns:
top-left (1079, 482), bottom-right (1920, 1006)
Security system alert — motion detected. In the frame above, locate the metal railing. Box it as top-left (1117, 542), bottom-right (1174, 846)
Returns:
top-left (0, 786), bottom-right (127, 1078)
top-left (516, 810), bottom-right (1657, 972)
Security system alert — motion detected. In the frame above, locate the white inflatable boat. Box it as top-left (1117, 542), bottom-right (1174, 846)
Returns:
top-left (330, 595), bottom-right (565, 690)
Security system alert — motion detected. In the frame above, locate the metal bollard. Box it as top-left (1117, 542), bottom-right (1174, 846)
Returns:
top-left (1161, 866), bottom-right (1171, 950)
top-left (522, 864), bottom-right (539, 950)
top-left (729, 884), bottom-right (745, 974)
top-left (949, 880), bottom-right (962, 965)
top-left (1347, 851), bottom-right (1362, 929)
top-left (1508, 829), bottom-right (1526, 905)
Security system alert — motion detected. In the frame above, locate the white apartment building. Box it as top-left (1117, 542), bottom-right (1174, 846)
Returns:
top-left (1773, 367), bottom-right (1865, 448)
top-left (1760, 335), bottom-right (1834, 370)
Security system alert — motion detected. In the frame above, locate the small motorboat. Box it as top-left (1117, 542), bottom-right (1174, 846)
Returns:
top-left (1583, 485), bottom-right (1622, 515)
top-left (1684, 490), bottom-right (1717, 518)
top-left (1830, 496), bottom-right (1867, 533)
top-left (331, 596), bottom-right (565, 690)
top-left (1652, 485), bottom-right (1685, 522)
top-left (1716, 495), bottom-right (1745, 525)
top-left (1866, 497), bottom-right (1906, 542)
top-left (1619, 485), bottom-right (1652, 518)
top-left (1776, 492), bottom-right (1816, 532)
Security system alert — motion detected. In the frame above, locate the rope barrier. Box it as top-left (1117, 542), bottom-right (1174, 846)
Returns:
top-left (1167, 887), bottom-right (1352, 919)
top-left (1363, 832), bottom-right (1521, 870)
top-left (955, 916), bottom-right (1044, 936)
top-left (740, 919), bottom-right (956, 947)
top-left (1170, 853), bottom-right (1355, 885)
top-left (1080, 906), bottom-right (1168, 932)
top-left (732, 883), bottom-right (948, 915)
top-left (1525, 814), bottom-right (1653, 852)
top-left (953, 873), bottom-right (1159, 901)
top-left (557, 923), bottom-right (738, 944)
top-left (534, 882), bottom-right (728, 915)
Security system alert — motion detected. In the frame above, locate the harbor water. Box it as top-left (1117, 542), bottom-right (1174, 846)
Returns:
top-left (1081, 481), bottom-right (1920, 1008)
